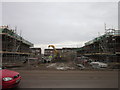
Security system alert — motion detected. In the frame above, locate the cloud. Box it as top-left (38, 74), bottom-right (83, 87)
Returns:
top-left (34, 41), bottom-right (86, 53)
top-left (0, 2), bottom-right (2, 25)
top-left (2, 2), bottom-right (118, 53)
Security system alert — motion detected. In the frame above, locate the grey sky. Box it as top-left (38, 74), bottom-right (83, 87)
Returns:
top-left (2, 2), bottom-right (118, 53)
top-left (0, 2), bottom-right (2, 25)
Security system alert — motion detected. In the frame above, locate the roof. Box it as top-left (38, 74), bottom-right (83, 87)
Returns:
top-left (0, 27), bottom-right (33, 47)
top-left (85, 30), bottom-right (120, 46)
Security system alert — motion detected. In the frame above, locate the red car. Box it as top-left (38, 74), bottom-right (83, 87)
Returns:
top-left (0, 67), bottom-right (21, 89)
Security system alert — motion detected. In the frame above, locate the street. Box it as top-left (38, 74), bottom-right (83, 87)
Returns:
top-left (15, 70), bottom-right (118, 88)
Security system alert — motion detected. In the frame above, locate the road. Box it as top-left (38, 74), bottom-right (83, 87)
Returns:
top-left (15, 70), bottom-right (118, 88)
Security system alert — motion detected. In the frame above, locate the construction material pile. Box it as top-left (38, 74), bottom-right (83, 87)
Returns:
top-left (46, 63), bottom-right (75, 70)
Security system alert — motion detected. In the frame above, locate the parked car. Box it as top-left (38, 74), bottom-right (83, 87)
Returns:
top-left (0, 67), bottom-right (21, 89)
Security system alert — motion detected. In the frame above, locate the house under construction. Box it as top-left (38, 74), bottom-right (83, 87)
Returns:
top-left (0, 25), bottom-right (33, 64)
top-left (77, 28), bottom-right (120, 62)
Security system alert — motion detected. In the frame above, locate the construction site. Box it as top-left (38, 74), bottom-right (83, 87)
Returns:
top-left (0, 25), bottom-right (33, 66)
top-left (1, 2), bottom-right (119, 89)
top-left (77, 28), bottom-right (120, 63)
top-left (0, 25), bottom-right (120, 70)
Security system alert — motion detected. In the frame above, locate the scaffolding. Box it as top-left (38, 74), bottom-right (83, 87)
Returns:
top-left (0, 25), bottom-right (33, 65)
top-left (77, 27), bottom-right (120, 62)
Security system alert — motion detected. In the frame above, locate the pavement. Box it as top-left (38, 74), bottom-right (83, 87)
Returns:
top-left (13, 70), bottom-right (119, 88)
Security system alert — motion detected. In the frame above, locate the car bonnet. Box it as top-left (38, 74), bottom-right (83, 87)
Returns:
top-left (2, 69), bottom-right (19, 78)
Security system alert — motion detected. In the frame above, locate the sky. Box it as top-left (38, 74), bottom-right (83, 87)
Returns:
top-left (1, 1), bottom-right (118, 53)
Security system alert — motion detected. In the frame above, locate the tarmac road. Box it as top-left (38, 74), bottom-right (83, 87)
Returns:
top-left (15, 70), bottom-right (118, 88)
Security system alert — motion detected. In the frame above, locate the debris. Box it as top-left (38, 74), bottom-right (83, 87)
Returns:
top-left (90, 62), bottom-right (108, 69)
top-left (46, 63), bottom-right (57, 68)
top-left (46, 63), bottom-right (75, 70)
top-left (76, 64), bottom-right (85, 70)
top-left (56, 66), bottom-right (67, 70)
